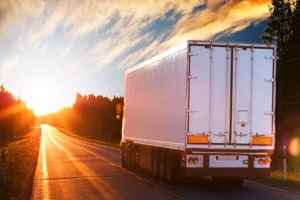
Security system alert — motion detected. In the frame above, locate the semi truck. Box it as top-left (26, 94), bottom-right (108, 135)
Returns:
top-left (120, 40), bottom-right (276, 185)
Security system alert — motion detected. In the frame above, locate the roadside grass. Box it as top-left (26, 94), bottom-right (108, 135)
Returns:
top-left (252, 169), bottom-right (300, 191)
top-left (268, 169), bottom-right (300, 184)
top-left (0, 127), bottom-right (41, 199)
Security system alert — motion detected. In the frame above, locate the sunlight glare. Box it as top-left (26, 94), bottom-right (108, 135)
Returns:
top-left (289, 137), bottom-right (300, 157)
top-left (23, 81), bottom-right (64, 116)
top-left (41, 124), bottom-right (50, 199)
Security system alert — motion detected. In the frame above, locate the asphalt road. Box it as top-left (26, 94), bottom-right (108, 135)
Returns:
top-left (32, 125), bottom-right (300, 200)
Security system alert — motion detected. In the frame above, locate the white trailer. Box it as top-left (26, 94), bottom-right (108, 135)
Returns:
top-left (120, 40), bottom-right (276, 185)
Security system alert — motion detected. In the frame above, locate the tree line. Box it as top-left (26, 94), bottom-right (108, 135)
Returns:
top-left (261, 0), bottom-right (300, 169)
top-left (0, 85), bottom-right (35, 146)
top-left (41, 93), bottom-right (124, 143)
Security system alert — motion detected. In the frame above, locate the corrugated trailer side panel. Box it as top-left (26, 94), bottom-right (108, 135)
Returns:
top-left (123, 46), bottom-right (188, 150)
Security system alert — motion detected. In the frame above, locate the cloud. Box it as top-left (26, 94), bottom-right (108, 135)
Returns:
top-left (118, 0), bottom-right (271, 69)
top-left (1, 0), bottom-right (270, 69)
top-left (163, 0), bottom-right (270, 48)
top-left (0, 55), bottom-right (21, 76)
top-left (38, 0), bottom-right (202, 39)
top-left (118, 39), bottom-right (161, 69)
top-left (0, 0), bottom-right (44, 39)
top-left (45, 0), bottom-right (205, 70)
top-left (0, 0), bottom-right (204, 64)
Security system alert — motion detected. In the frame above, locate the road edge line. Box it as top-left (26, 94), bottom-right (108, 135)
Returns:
top-left (246, 180), bottom-right (289, 193)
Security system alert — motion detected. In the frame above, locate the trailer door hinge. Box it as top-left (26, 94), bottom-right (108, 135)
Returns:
top-left (264, 78), bottom-right (275, 82)
top-left (265, 55), bottom-right (276, 60)
top-left (188, 75), bottom-right (198, 79)
top-left (188, 52), bottom-right (199, 57)
top-left (187, 109), bottom-right (197, 113)
top-left (264, 111), bottom-right (275, 115)
top-left (235, 132), bottom-right (248, 137)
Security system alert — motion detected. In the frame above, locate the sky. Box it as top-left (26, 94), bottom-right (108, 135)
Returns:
top-left (0, 0), bottom-right (272, 115)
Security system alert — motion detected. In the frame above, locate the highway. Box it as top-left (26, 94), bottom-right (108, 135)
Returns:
top-left (32, 125), bottom-right (300, 200)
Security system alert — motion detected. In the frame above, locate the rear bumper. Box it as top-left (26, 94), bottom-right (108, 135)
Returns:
top-left (184, 153), bottom-right (271, 178)
top-left (185, 168), bottom-right (270, 178)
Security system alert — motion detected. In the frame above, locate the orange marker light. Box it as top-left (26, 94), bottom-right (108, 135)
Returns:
top-left (187, 135), bottom-right (209, 144)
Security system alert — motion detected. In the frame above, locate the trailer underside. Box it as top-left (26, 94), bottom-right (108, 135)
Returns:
top-left (121, 142), bottom-right (271, 186)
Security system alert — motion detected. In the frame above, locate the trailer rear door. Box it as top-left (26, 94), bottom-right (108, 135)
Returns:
top-left (188, 44), bottom-right (231, 144)
top-left (232, 47), bottom-right (275, 145)
top-left (188, 43), bottom-right (275, 147)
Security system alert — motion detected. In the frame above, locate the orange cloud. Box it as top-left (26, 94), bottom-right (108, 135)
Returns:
top-left (122, 0), bottom-right (272, 68)
top-left (167, 0), bottom-right (270, 46)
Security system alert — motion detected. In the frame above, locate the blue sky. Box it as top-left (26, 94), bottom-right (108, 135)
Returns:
top-left (0, 0), bottom-right (271, 115)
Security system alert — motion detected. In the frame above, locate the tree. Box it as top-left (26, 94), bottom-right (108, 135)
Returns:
top-left (261, 0), bottom-right (300, 170)
top-left (0, 85), bottom-right (34, 145)
top-left (46, 93), bottom-right (124, 143)
top-left (290, 0), bottom-right (300, 43)
top-left (261, 0), bottom-right (293, 57)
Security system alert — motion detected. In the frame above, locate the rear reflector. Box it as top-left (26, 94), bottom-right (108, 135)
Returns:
top-left (187, 135), bottom-right (209, 144)
top-left (252, 136), bottom-right (272, 146)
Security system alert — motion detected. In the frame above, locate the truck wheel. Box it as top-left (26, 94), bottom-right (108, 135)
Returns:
top-left (128, 145), bottom-right (135, 171)
top-left (165, 153), bottom-right (174, 183)
top-left (152, 150), bottom-right (160, 179)
top-left (121, 148), bottom-right (127, 169)
top-left (166, 153), bottom-right (182, 184)
top-left (159, 150), bottom-right (166, 180)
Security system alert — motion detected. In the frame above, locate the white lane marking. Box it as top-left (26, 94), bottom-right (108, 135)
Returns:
top-left (246, 180), bottom-right (289, 193)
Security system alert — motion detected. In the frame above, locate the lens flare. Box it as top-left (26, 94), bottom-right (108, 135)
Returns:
top-left (289, 137), bottom-right (300, 157)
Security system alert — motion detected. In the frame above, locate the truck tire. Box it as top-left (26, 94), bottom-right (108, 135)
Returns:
top-left (158, 150), bottom-right (166, 180)
top-left (121, 148), bottom-right (127, 169)
top-left (152, 149), bottom-right (160, 179)
top-left (166, 152), bottom-right (182, 184)
top-left (165, 153), bottom-right (174, 183)
top-left (128, 145), bottom-right (135, 171)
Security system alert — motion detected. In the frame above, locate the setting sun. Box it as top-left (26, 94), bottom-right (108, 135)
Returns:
top-left (22, 80), bottom-right (67, 116)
